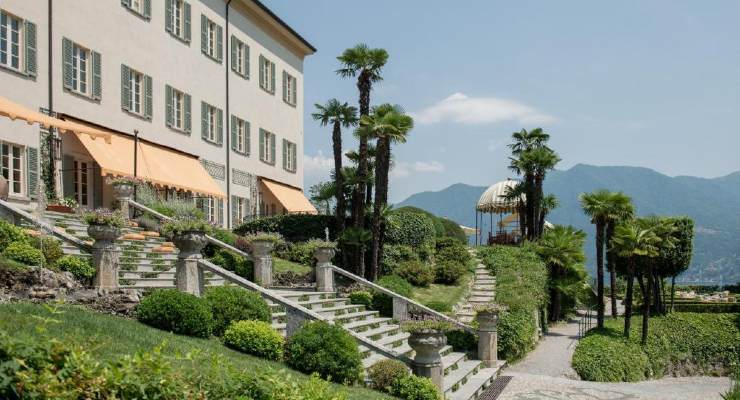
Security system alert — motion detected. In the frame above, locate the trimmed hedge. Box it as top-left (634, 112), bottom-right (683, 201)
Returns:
top-left (204, 286), bottom-right (271, 336)
top-left (223, 320), bottom-right (284, 361)
top-left (209, 249), bottom-right (253, 279)
top-left (284, 321), bottom-right (363, 384)
top-left (234, 214), bottom-right (336, 242)
top-left (136, 289), bottom-right (213, 338)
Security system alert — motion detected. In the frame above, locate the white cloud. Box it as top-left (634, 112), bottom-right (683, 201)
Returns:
top-left (303, 150), bottom-right (334, 174)
top-left (413, 161), bottom-right (445, 173)
top-left (391, 160), bottom-right (445, 178)
top-left (411, 92), bottom-right (554, 125)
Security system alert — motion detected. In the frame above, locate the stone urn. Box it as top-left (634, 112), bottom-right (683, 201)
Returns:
top-left (112, 182), bottom-right (135, 199)
top-left (172, 230), bottom-right (208, 259)
top-left (476, 309), bottom-right (501, 331)
top-left (251, 239), bottom-right (275, 287)
top-left (407, 328), bottom-right (447, 390)
top-left (87, 224), bottom-right (121, 243)
top-left (313, 247), bottom-right (336, 292)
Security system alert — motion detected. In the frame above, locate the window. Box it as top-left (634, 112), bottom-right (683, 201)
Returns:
top-left (0, 12), bottom-right (21, 71)
top-left (72, 160), bottom-right (89, 207)
top-left (122, 0), bottom-right (150, 18)
top-left (197, 196), bottom-right (223, 226)
top-left (259, 55), bottom-right (275, 94)
top-left (232, 195), bottom-right (249, 225)
top-left (201, 102), bottom-right (223, 145)
top-left (121, 65), bottom-right (152, 118)
top-left (282, 72), bottom-right (297, 106)
top-left (0, 142), bottom-right (23, 196)
top-left (166, 0), bottom-right (190, 42)
top-left (282, 140), bottom-right (297, 172)
top-left (166, 85), bottom-right (191, 133)
top-left (63, 38), bottom-right (101, 99)
top-left (200, 15), bottom-right (222, 62)
top-left (259, 129), bottom-right (275, 164)
top-left (231, 116), bottom-right (250, 155)
top-left (173, 90), bottom-right (183, 129)
top-left (72, 43), bottom-right (90, 95)
top-left (231, 36), bottom-right (249, 78)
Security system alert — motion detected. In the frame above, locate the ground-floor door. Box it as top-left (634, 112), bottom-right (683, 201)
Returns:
top-left (62, 155), bottom-right (95, 209)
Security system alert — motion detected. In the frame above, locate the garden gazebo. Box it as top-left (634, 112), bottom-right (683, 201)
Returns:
top-left (475, 178), bottom-right (522, 246)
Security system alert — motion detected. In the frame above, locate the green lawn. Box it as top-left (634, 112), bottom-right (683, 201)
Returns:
top-left (274, 257), bottom-right (312, 274)
top-left (411, 270), bottom-right (472, 314)
top-left (0, 303), bottom-right (390, 400)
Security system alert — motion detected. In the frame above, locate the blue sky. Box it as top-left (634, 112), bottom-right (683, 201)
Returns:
top-left (264, 0), bottom-right (740, 203)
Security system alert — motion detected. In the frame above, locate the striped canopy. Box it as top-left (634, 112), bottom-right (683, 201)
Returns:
top-left (476, 179), bottom-right (523, 213)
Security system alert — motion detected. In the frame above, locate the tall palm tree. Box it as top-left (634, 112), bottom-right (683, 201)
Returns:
top-left (580, 189), bottom-right (613, 329)
top-left (539, 194), bottom-right (559, 234)
top-left (340, 227), bottom-right (372, 278)
top-left (604, 192), bottom-right (635, 318)
top-left (536, 225), bottom-right (587, 321)
top-left (361, 104), bottom-right (414, 281)
top-left (610, 220), bottom-right (660, 339)
top-left (336, 44), bottom-right (389, 236)
top-left (312, 99), bottom-right (358, 237)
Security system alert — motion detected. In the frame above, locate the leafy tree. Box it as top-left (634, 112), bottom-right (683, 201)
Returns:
top-left (536, 225), bottom-right (588, 321)
top-left (603, 192), bottom-right (635, 318)
top-left (308, 181), bottom-right (335, 215)
top-left (340, 227), bottom-right (372, 278)
top-left (659, 217), bottom-right (694, 312)
top-left (580, 189), bottom-right (613, 329)
top-left (539, 194), bottom-right (559, 234)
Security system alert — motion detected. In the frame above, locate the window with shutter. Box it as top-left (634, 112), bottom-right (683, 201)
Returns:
top-left (123, 0), bottom-right (151, 19)
top-left (144, 74), bottom-right (153, 119)
top-left (201, 15), bottom-right (222, 63)
top-left (269, 133), bottom-right (276, 164)
top-left (0, 142), bottom-right (25, 197)
top-left (0, 11), bottom-right (30, 74)
top-left (62, 38), bottom-right (73, 89)
top-left (168, 0), bottom-right (190, 43)
top-left (91, 51), bottom-right (102, 100)
top-left (24, 20), bottom-right (36, 77)
top-left (65, 40), bottom-right (93, 97)
top-left (282, 72), bottom-right (297, 106)
top-left (26, 147), bottom-right (38, 198)
top-left (259, 129), bottom-right (265, 161)
top-left (259, 55), bottom-right (275, 94)
top-left (122, 66), bottom-right (150, 118)
top-left (121, 64), bottom-right (131, 110)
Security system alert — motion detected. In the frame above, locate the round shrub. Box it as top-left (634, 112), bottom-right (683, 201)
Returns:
top-left (56, 255), bottom-right (95, 281)
top-left (390, 375), bottom-right (441, 400)
top-left (572, 332), bottom-right (649, 382)
top-left (136, 289), bottom-right (213, 338)
top-left (204, 286), bottom-right (271, 336)
top-left (395, 260), bottom-right (434, 287)
top-left (0, 219), bottom-right (28, 251)
top-left (373, 275), bottom-right (413, 317)
top-left (380, 244), bottom-right (418, 276)
top-left (2, 241), bottom-right (44, 266)
top-left (367, 359), bottom-right (409, 392)
top-left (435, 240), bottom-right (471, 266)
top-left (223, 320), bottom-right (284, 361)
top-left (29, 236), bottom-right (64, 267)
top-left (349, 290), bottom-right (373, 309)
top-left (385, 211), bottom-right (436, 249)
top-left (433, 260), bottom-right (466, 284)
top-left (284, 321), bottom-right (362, 384)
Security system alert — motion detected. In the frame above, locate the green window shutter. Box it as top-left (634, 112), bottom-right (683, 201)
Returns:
top-left (62, 38), bottom-right (73, 89)
top-left (24, 21), bottom-right (37, 77)
top-left (292, 78), bottom-right (297, 106)
top-left (121, 64), bottom-right (131, 111)
top-left (230, 115), bottom-right (237, 151)
top-left (218, 198), bottom-right (224, 226)
top-left (245, 45), bottom-right (250, 78)
top-left (200, 14), bottom-right (207, 54)
top-left (184, 93), bottom-right (191, 133)
top-left (26, 147), bottom-right (39, 199)
top-left (282, 139), bottom-right (287, 170)
top-left (165, 85), bottom-right (173, 127)
top-left (121, 0), bottom-right (131, 7)
top-left (292, 143), bottom-right (297, 172)
top-left (259, 129), bottom-right (264, 161)
top-left (165, 0), bottom-right (173, 32)
top-left (216, 25), bottom-right (223, 63)
top-left (184, 2), bottom-right (191, 42)
top-left (92, 51), bottom-right (102, 100)
top-left (270, 133), bottom-right (276, 164)
top-left (270, 62), bottom-right (276, 94)
top-left (259, 55), bottom-right (264, 88)
top-left (245, 121), bottom-right (251, 156)
top-left (230, 36), bottom-right (237, 72)
top-left (201, 101), bottom-right (208, 139)
top-left (143, 0), bottom-right (151, 19)
top-left (216, 108), bottom-right (223, 144)
top-left (282, 71), bottom-right (287, 102)
top-left (231, 195), bottom-right (238, 226)
top-left (144, 74), bottom-right (153, 119)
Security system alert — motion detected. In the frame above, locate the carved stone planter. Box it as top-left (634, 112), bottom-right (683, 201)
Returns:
top-left (172, 231), bottom-right (208, 296)
top-left (313, 247), bottom-right (335, 292)
top-left (408, 329), bottom-right (447, 391)
top-left (251, 239), bottom-right (275, 287)
top-left (112, 183), bottom-right (135, 217)
top-left (87, 224), bottom-right (121, 292)
top-left (476, 308), bottom-right (503, 367)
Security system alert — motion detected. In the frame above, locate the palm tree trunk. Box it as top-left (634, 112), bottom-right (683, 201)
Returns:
top-left (606, 223), bottom-right (618, 319)
top-left (517, 201), bottom-right (526, 241)
top-left (366, 181), bottom-right (373, 207)
top-left (596, 221), bottom-right (605, 329)
top-left (525, 176), bottom-right (535, 239)
top-left (642, 265), bottom-right (653, 346)
top-left (624, 261), bottom-right (634, 338)
top-left (332, 122), bottom-right (345, 234)
top-left (370, 137), bottom-right (389, 281)
top-left (533, 175), bottom-right (544, 239)
top-left (351, 73), bottom-right (372, 271)
top-left (670, 275), bottom-right (676, 313)
top-left (538, 209), bottom-right (546, 237)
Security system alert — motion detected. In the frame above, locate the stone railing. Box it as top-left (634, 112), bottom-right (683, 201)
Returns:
top-left (0, 199), bottom-right (92, 252)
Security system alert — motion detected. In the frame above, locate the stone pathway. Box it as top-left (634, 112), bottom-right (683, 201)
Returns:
top-left (455, 252), bottom-right (496, 323)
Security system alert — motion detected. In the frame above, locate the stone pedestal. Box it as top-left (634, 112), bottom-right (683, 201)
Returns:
top-left (393, 297), bottom-right (409, 321)
top-left (476, 309), bottom-right (501, 368)
top-left (314, 247), bottom-right (335, 292)
top-left (251, 240), bottom-right (275, 287)
top-left (88, 224), bottom-right (121, 292)
top-left (172, 231), bottom-right (208, 296)
top-left (112, 183), bottom-right (134, 219)
top-left (408, 329), bottom-right (446, 392)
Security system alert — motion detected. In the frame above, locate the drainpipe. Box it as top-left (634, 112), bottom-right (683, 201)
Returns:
top-left (47, 0), bottom-right (55, 198)
top-left (225, 0), bottom-right (233, 229)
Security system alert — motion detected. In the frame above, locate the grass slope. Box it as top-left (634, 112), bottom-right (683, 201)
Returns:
top-left (0, 303), bottom-right (391, 400)
top-left (273, 257), bottom-right (312, 274)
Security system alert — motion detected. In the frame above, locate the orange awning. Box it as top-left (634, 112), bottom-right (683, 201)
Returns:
top-left (260, 179), bottom-right (317, 214)
top-left (74, 130), bottom-right (225, 198)
top-left (0, 95), bottom-right (111, 142)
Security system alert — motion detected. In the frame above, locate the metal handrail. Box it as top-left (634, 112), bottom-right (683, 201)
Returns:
top-left (199, 259), bottom-right (412, 364)
top-left (128, 199), bottom-right (252, 261)
top-left (329, 265), bottom-right (477, 334)
top-left (0, 199), bottom-right (92, 252)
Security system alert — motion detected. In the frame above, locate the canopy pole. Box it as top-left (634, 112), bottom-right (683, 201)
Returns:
top-left (133, 129), bottom-right (139, 204)
top-left (475, 209), bottom-right (478, 246)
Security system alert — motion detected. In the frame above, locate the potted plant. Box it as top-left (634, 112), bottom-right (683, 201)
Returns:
top-left (161, 218), bottom-right (213, 258)
top-left (108, 176), bottom-right (141, 200)
top-left (242, 232), bottom-right (283, 256)
top-left (309, 239), bottom-right (337, 265)
top-left (402, 320), bottom-right (451, 364)
top-left (47, 197), bottom-right (78, 214)
top-left (83, 208), bottom-right (126, 241)
top-left (474, 303), bottom-right (507, 329)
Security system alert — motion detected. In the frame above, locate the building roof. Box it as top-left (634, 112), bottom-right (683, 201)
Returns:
top-left (246, 0), bottom-right (317, 55)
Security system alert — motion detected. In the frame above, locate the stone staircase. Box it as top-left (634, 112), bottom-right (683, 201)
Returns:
top-left (455, 261), bottom-right (496, 324)
top-left (268, 289), bottom-right (502, 400)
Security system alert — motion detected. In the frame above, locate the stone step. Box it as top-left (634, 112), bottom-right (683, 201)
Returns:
top-left (297, 297), bottom-right (350, 310)
top-left (358, 332), bottom-right (409, 354)
top-left (358, 323), bottom-right (401, 340)
top-left (472, 285), bottom-right (495, 291)
top-left (342, 317), bottom-right (393, 332)
top-left (442, 352), bottom-right (467, 375)
top-left (442, 360), bottom-right (484, 394)
top-left (271, 290), bottom-right (336, 302)
top-left (446, 366), bottom-right (502, 400)
top-left (332, 310), bottom-right (379, 324)
top-left (314, 304), bottom-right (365, 318)
top-left (468, 296), bottom-right (495, 303)
top-left (361, 344), bottom-right (413, 369)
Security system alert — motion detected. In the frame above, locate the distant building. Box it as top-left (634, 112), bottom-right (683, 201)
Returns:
top-left (0, 0), bottom-right (317, 227)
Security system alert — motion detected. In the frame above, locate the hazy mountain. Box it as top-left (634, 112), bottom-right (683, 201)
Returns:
top-left (396, 164), bottom-right (740, 285)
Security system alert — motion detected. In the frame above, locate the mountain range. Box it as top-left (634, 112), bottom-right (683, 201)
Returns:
top-left (396, 164), bottom-right (740, 285)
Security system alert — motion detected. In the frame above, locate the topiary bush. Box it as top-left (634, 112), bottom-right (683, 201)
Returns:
top-left (380, 244), bottom-right (418, 276)
top-left (56, 255), bottom-right (95, 282)
top-left (433, 260), bottom-right (466, 284)
top-left (390, 375), bottom-right (441, 400)
top-left (349, 290), bottom-right (373, 309)
top-left (136, 289), bottom-right (213, 338)
top-left (395, 260), bottom-right (434, 287)
top-left (572, 331), bottom-right (649, 382)
top-left (204, 286), bottom-right (271, 336)
top-left (385, 211), bottom-right (436, 249)
top-left (284, 321), bottom-right (363, 384)
top-left (367, 359), bottom-right (410, 392)
top-left (223, 320), bottom-right (284, 361)
top-left (29, 236), bottom-right (65, 268)
top-left (0, 219), bottom-right (28, 251)
top-left (234, 214), bottom-right (337, 242)
top-left (2, 241), bottom-right (44, 266)
top-left (372, 275), bottom-right (413, 317)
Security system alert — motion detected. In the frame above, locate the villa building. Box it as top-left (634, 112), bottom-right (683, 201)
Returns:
top-left (0, 0), bottom-right (317, 228)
